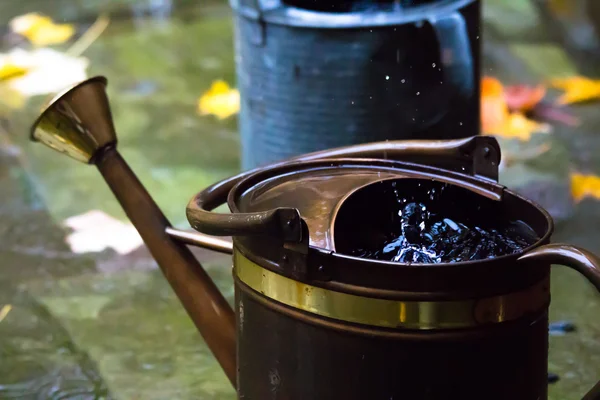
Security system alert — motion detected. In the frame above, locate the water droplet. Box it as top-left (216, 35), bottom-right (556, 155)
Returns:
top-left (459, 122), bottom-right (463, 126)
top-left (401, 79), bottom-right (406, 83)
top-left (432, 63), bottom-right (436, 68)
top-left (385, 75), bottom-right (390, 80)
top-left (416, 92), bottom-right (420, 96)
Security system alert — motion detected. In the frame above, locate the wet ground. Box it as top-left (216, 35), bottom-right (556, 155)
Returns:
top-left (0, 0), bottom-right (599, 399)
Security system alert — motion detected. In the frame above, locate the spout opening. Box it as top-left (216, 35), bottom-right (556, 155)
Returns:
top-left (29, 75), bottom-right (109, 142)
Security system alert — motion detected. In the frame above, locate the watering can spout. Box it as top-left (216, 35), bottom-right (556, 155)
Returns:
top-left (29, 76), bottom-right (237, 387)
top-left (31, 76), bottom-right (116, 164)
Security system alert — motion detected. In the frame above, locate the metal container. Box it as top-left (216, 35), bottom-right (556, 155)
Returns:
top-left (232, 0), bottom-right (481, 169)
top-left (30, 77), bottom-right (600, 400)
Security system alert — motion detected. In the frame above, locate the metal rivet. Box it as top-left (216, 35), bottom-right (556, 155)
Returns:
top-left (483, 146), bottom-right (491, 159)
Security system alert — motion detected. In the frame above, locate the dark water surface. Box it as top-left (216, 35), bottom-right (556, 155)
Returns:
top-left (348, 179), bottom-right (538, 263)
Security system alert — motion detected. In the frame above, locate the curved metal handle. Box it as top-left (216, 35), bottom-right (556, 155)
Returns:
top-left (429, 11), bottom-right (475, 104)
top-left (518, 244), bottom-right (600, 400)
top-left (288, 135), bottom-right (499, 181)
top-left (186, 200), bottom-right (304, 242)
top-left (186, 136), bottom-right (500, 240)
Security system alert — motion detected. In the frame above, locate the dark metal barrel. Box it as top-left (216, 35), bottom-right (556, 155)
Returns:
top-left (232, 0), bottom-right (481, 169)
top-left (236, 275), bottom-right (549, 400)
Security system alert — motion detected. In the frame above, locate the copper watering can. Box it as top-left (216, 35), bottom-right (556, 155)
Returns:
top-left (30, 76), bottom-right (600, 400)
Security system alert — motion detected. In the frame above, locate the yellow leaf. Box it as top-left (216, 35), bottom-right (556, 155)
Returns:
top-left (549, 76), bottom-right (600, 105)
top-left (9, 13), bottom-right (75, 46)
top-left (484, 112), bottom-right (551, 142)
top-left (0, 63), bottom-right (28, 81)
top-left (570, 173), bottom-right (600, 203)
top-left (0, 304), bottom-right (12, 323)
top-left (198, 80), bottom-right (240, 120)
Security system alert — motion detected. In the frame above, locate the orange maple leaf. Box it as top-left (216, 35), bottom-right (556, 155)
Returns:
top-left (549, 76), bottom-right (600, 105)
top-left (481, 76), bottom-right (550, 141)
top-left (481, 77), bottom-right (509, 131)
top-left (570, 173), bottom-right (600, 203)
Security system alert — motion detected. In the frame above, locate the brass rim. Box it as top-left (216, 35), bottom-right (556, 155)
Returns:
top-left (234, 251), bottom-right (550, 330)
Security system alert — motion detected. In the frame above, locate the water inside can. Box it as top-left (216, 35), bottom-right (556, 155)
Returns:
top-left (335, 179), bottom-right (540, 263)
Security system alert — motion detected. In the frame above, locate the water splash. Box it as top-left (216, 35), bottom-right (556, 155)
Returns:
top-left (351, 182), bottom-right (538, 263)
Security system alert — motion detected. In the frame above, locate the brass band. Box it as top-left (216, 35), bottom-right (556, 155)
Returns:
top-left (234, 251), bottom-right (550, 330)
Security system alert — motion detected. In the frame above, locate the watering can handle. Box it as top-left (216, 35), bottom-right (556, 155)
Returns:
top-left (428, 11), bottom-right (475, 105)
top-left (518, 244), bottom-right (600, 400)
top-left (185, 136), bottom-right (501, 243)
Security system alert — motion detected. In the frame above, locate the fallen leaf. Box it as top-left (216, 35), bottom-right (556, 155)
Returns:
top-left (570, 173), bottom-right (600, 202)
top-left (198, 80), bottom-right (240, 120)
top-left (481, 76), bottom-right (550, 141)
top-left (9, 13), bottom-right (75, 46)
top-left (63, 210), bottom-right (143, 255)
top-left (0, 304), bottom-right (12, 323)
top-left (481, 76), bottom-right (510, 132)
top-left (505, 84), bottom-right (546, 112)
top-left (485, 112), bottom-right (552, 141)
top-left (549, 76), bottom-right (600, 105)
top-left (0, 63), bottom-right (28, 81)
top-left (0, 48), bottom-right (88, 97)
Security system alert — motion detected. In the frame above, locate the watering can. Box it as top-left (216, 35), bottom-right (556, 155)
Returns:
top-left (30, 77), bottom-right (600, 400)
top-left (232, 0), bottom-right (481, 169)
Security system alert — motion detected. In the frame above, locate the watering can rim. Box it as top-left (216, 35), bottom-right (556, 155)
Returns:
top-left (221, 156), bottom-right (555, 272)
top-left (231, 0), bottom-right (476, 28)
